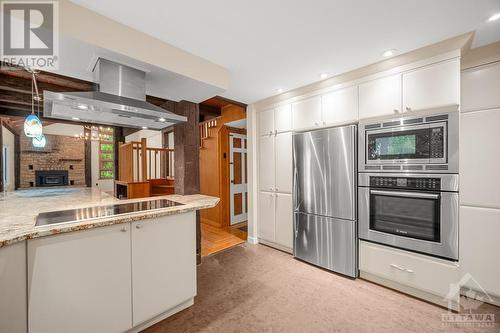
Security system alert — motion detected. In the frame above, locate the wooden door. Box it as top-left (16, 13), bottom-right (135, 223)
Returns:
top-left (230, 133), bottom-right (248, 225)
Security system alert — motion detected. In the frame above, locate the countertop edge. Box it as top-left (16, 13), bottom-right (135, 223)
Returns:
top-left (0, 197), bottom-right (219, 249)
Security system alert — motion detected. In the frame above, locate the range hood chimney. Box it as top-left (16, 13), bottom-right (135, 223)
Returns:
top-left (43, 58), bottom-right (187, 129)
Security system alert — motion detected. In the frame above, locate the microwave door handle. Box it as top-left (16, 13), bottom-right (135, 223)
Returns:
top-left (370, 190), bottom-right (440, 200)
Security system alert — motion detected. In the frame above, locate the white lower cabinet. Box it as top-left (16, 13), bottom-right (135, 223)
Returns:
top-left (258, 191), bottom-right (293, 252)
top-left (460, 206), bottom-right (500, 299)
top-left (359, 241), bottom-right (459, 309)
top-left (275, 193), bottom-right (293, 249)
top-left (28, 224), bottom-right (133, 333)
top-left (131, 213), bottom-right (196, 326)
top-left (258, 191), bottom-right (276, 242)
top-left (0, 241), bottom-right (27, 333)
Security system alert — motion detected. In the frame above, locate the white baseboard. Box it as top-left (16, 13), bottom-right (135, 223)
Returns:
top-left (258, 238), bottom-right (293, 254)
top-left (128, 298), bottom-right (194, 333)
top-left (247, 236), bottom-right (259, 244)
top-left (461, 288), bottom-right (500, 308)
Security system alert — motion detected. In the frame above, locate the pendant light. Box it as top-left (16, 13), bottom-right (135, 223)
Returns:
top-left (32, 134), bottom-right (47, 148)
top-left (24, 69), bottom-right (43, 138)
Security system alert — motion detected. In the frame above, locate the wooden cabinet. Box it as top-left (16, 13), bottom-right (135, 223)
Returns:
top-left (258, 135), bottom-right (275, 191)
top-left (28, 224), bottom-right (133, 333)
top-left (274, 132), bottom-right (293, 193)
top-left (292, 96), bottom-right (322, 130)
top-left (460, 109), bottom-right (500, 208)
top-left (462, 61), bottom-right (500, 112)
top-left (275, 193), bottom-right (293, 249)
top-left (131, 213), bottom-right (196, 326)
top-left (402, 58), bottom-right (460, 112)
top-left (460, 206), bottom-right (500, 298)
top-left (359, 74), bottom-right (401, 119)
top-left (258, 104), bottom-right (292, 136)
top-left (359, 240), bottom-right (459, 310)
top-left (258, 191), bottom-right (276, 242)
top-left (258, 108), bottom-right (275, 136)
top-left (322, 85), bottom-right (358, 125)
top-left (0, 242), bottom-right (27, 333)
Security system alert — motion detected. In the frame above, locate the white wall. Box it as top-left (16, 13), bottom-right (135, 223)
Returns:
top-left (43, 123), bottom-right (83, 137)
top-left (2, 126), bottom-right (15, 192)
top-left (125, 130), bottom-right (163, 148)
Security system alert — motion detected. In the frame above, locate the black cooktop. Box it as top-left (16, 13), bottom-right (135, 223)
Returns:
top-left (36, 199), bottom-right (183, 227)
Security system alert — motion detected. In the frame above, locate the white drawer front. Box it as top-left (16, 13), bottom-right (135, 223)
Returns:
top-left (359, 241), bottom-right (459, 298)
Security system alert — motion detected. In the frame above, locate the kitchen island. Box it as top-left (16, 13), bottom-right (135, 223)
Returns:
top-left (0, 188), bottom-right (219, 333)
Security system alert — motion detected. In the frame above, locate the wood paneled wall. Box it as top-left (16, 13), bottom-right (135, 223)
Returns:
top-left (199, 104), bottom-right (246, 227)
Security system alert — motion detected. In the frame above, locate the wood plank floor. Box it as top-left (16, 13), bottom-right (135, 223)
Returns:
top-left (201, 222), bottom-right (247, 257)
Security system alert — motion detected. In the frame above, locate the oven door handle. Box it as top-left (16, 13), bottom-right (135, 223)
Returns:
top-left (370, 189), bottom-right (440, 199)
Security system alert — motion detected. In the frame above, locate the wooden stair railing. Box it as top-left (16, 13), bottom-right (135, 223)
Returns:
top-left (199, 117), bottom-right (220, 148)
top-left (118, 138), bottom-right (175, 182)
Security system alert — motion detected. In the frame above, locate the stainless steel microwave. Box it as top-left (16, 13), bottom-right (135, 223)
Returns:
top-left (359, 112), bottom-right (458, 173)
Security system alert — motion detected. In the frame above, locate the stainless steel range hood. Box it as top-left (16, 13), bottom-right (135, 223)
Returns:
top-left (43, 58), bottom-right (186, 129)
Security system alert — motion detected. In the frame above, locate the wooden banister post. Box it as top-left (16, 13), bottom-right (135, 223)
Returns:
top-left (141, 138), bottom-right (147, 181)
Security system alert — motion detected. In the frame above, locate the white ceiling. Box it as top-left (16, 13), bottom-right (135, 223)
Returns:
top-left (70, 0), bottom-right (500, 104)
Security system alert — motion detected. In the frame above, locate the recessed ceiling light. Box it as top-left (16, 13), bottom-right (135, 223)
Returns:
top-left (276, 88), bottom-right (284, 93)
top-left (141, 126), bottom-right (148, 130)
top-left (382, 49), bottom-right (397, 58)
top-left (488, 13), bottom-right (500, 22)
top-left (320, 73), bottom-right (328, 79)
top-left (158, 117), bottom-right (166, 122)
top-left (71, 117), bottom-right (80, 121)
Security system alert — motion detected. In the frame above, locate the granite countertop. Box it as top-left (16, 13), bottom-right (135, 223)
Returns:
top-left (0, 187), bottom-right (219, 248)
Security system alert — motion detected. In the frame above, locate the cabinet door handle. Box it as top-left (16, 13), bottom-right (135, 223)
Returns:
top-left (135, 224), bottom-right (143, 229)
top-left (274, 130), bottom-right (278, 135)
top-left (405, 106), bottom-right (411, 112)
top-left (314, 122), bottom-right (319, 126)
top-left (269, 131), bottom-right (273, 136)
top-left (120, 227), bottom-right (127, 232)
top-left (393, 109), bottom-right (400, 114)
top-left (275, 187), bottom-right (278, 192)
top-left (390, 264), bottom-right (405, 271)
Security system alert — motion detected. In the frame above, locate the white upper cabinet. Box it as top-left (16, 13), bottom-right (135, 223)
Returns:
top-left (274, 104), bottom-right (292, 133)
top-left (292, 96), bottom-right (322, 130)
top-left (322, 85), bottom-right (358, 126)
top-left (275, 132), bottom-right (293, 193)
top-left (359, 74), bottom-right (402, 120)
top-left (462, 62), bottom-right (500, 112)
top-left (258, 108), bottom-right (275, 136)
top-left (259, 135), bottom-right (275, 191)
top-left (460, 109), bottom-right (500, 208)
top-left (402, 58), bottom-right (460, 112)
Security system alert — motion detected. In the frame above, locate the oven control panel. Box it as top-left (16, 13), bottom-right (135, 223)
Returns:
top-left (370, 176), bottom-right (441, 190)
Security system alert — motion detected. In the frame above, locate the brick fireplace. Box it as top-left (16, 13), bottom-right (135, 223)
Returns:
top-left (20, 134), bottom-right (86, 188)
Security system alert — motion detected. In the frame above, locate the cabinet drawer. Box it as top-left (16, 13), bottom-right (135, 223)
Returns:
top-left (359, 241), bottom-right (459, 298)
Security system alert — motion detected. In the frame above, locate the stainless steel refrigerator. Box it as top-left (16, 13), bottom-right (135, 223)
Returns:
top-left (293, 125), bottom-right (357, 277)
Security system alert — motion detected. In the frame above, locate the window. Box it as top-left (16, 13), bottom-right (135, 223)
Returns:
top-left (98, 127), bottom-right (115, 179)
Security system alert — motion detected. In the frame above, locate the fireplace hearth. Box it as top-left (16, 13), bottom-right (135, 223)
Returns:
top-left (35, 170), bottom-right (69, 187)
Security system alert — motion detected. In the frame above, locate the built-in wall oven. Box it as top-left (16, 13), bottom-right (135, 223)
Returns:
top-left (359, 111), bottom-right (458, 173)
top-left (358, 111), bottom-right (459, 261)
top-left (358, 173), bottom-right (458, 260)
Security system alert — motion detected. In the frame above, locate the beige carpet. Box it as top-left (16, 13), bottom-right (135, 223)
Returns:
top-left (143, 243), bottom-right (500, 333)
